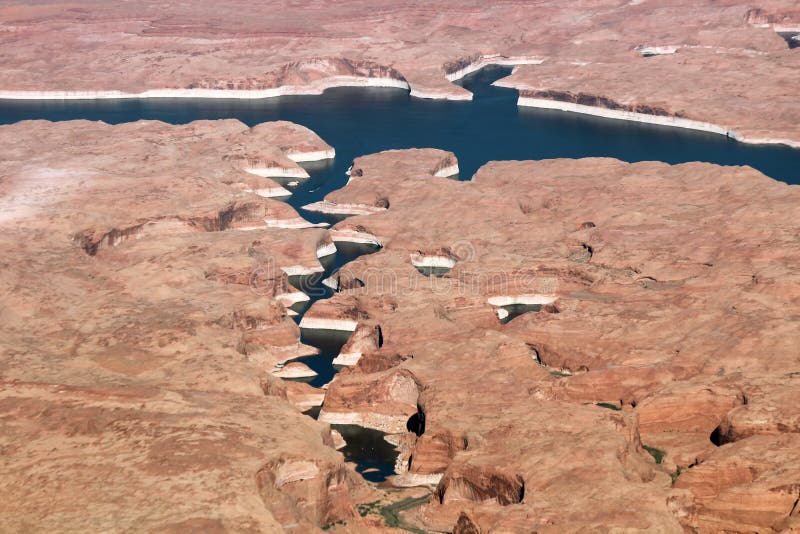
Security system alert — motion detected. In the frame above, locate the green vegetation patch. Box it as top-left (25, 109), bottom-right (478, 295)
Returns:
top-left (355, 496), bottom-right (430, 533)
top-left (670, 466), bottom-right (683, 484)
top-left (596, 402), bottom-right (621, 411)
top-left (642, 444), bottom-right (665, 464)
top-left (357, 500), bottom-right (381, 517)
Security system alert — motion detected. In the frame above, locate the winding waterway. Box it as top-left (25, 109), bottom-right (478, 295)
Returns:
top-left (5, 65), bottom-right (799, 484)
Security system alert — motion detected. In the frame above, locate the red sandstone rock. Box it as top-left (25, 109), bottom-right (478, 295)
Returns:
top-left (1, 4), bottom-right (799, 520)
top-left (500, 47), bottom-right (800, 146)
top-left (0, 382), bottom-right (358, 531)
top-left (713, 377), bottom-right (800, 444)
top-left (0, 120), bottom-right (374, 530)
top-left (636, 382), bottom-right (746, 435)
top-left (303, 149), bottom-right (800, 531)
top-left (319, 368), bottom-right (421, 434)
top-left (285, 381), bottom-right (326, 411)
top-left (3, 122), bottom-right (800, 529)
top-left (675, 434), bottom-right (800, 532)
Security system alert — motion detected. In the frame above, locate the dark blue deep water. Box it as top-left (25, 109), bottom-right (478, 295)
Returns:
top-left (1, 65), bottom-right (799, 228)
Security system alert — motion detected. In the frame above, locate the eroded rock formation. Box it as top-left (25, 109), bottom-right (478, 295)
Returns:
top-left (0, 120), bottom-right (371, 530)
top-left (304, 149), bottom-right (800, 531)
top-left (2, 118), bottom-right (800, 531)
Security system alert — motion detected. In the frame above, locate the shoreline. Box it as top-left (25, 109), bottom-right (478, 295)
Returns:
top-left (246, 185), bottom-right (291, 198)
top-left (331, 352), bottom-right (362, 366)
top-left (0, 76), bottom-right (410, 101)
top-left (0, 57), bottom-right (543, 104)
top-left (445, 55), bottom-right (545, 83)
top-left (317, 410), bottom-right (408, 434)
top-left (316, 242), bottom-right (337, 259)
top-left (409, 88), bottom-right (471, 101)
top-left (432, 163), bottom-right (460, 178)
top-left (287, 149), bottom-right (336, 163)
top-left (517, 96), bottom-right (800, 149)
top-left (329, 229), bottom-right (383, 247)
top-left (303, 201), bottom-right (387, 216)
top-left (276, 291), bottom-right (310, 308)
top-left (281, 265), bottom-right (325, 276)
top-left (410, 254), bottom-right (456, 269)
top-left (264, 217), bottom-right (328, 229)
top-left (272, 362), bottom-right (318, 379)
top-left (1, 69), bottom-right (797, 149)
top-left (245, 166), bottom-right (310, 179)
top-left (298, 317), bottom-right (359, 332)
top-left (487, 294), bottom-right (558, 307)
top-left (407, 56), bottom-right (545, 102)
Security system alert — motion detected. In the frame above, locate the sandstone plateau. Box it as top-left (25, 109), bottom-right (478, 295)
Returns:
top-left (0, 1), bottom-right (798, 144)
top-left (1, 1), bottom-right (800, 533)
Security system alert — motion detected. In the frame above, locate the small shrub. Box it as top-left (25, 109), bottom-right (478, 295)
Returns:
top-left (596, 402), bottom-right (621, 411)
top-left (642, 445), bottom-right (665, 464)
top-left (670, 466), bottom-right (683, 484)
top-left (357, 501), bottom-right (381, 517)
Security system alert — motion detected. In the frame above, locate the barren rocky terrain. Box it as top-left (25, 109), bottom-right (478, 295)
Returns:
top-left (2, 119), bottom-right (799, 532)
top-left (0, 120), bottom-right (375, 531)
top-left (1, 1), bottom-right (800, 533)
top-left (311, 151), bottom-right (800, 532)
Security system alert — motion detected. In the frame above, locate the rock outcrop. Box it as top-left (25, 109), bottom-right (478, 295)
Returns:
top-left (712, 379), bottom-right (800, 444)
top-left (1, 7), bottom-right (800, 521)
top-left (189, 57), bottom-right (408, 94)
top-left (319, 368), bottom-right (421, 434)
top-left (675, 434), bottom-right (800, 532)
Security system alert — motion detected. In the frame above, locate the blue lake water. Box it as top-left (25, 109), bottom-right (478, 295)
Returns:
top-left (333, 424), bottom-right (399, 483)
top-left (2, 65), bottom-right (799, 229)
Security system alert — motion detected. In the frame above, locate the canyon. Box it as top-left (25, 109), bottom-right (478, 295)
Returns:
top-left (1, 0), bottom-right (799, 532)
top-left (2, 117), bottom-right (799, 532)
top-left (307, 150), bottom-right (800, 531)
